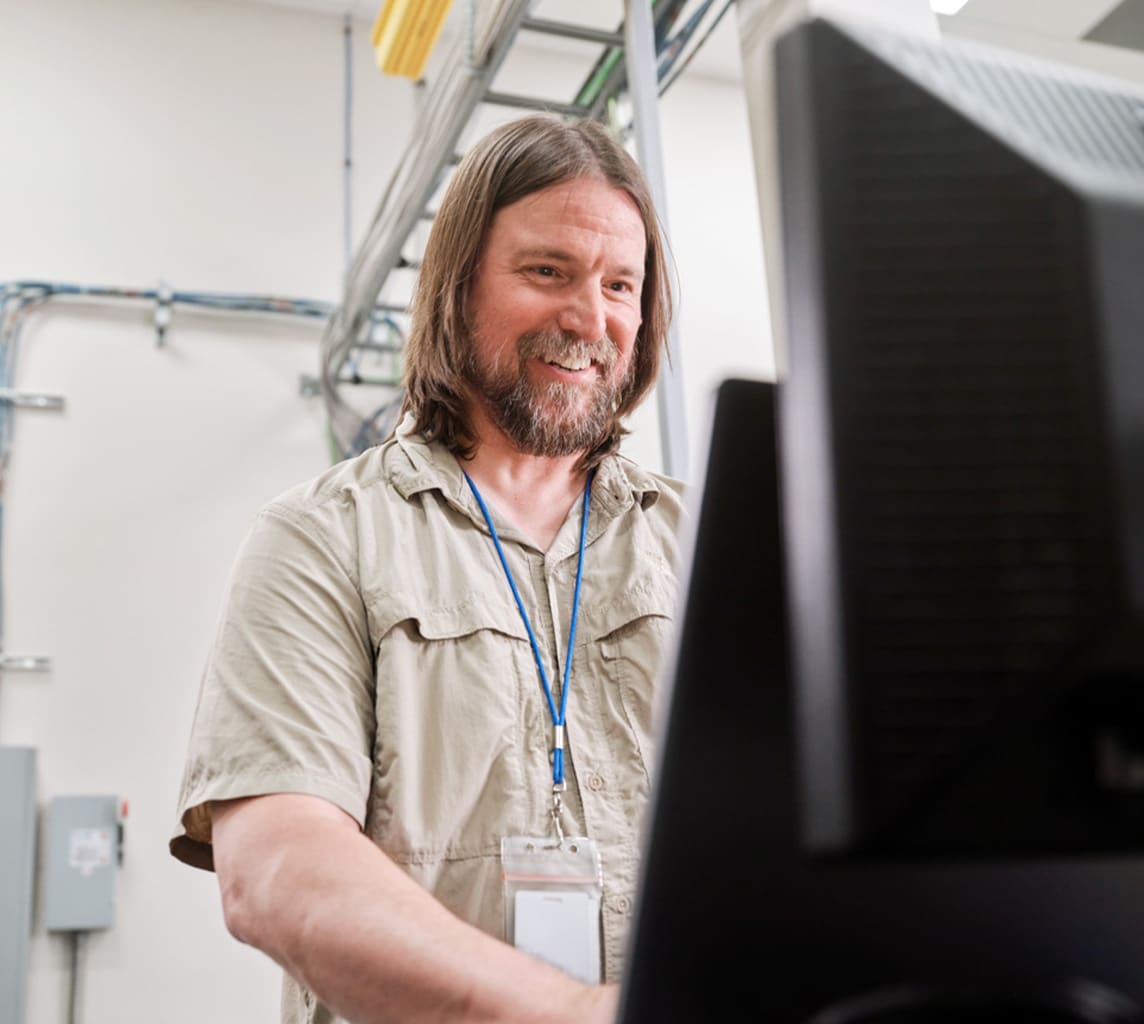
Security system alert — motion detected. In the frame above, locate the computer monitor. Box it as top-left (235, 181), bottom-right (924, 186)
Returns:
top-left (776, 16), bottom-right (1144, 861)
top-left (618, 17), bottom-right (1144, 1024)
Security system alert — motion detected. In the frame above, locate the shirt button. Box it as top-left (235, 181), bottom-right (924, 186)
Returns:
top-left (587, 773), bottom-right (605, 792)
top-left (616, 895), bottom-right (632, 914)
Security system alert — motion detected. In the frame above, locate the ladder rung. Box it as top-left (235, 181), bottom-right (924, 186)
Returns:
top-left (354, 339), bottom-right (404, 355)
top-left (483, 91), bottom-right (585, 118)
top-left (338, 374), bottom-right (401, 388)
top-left (520, 17), bottom-right (623, 48)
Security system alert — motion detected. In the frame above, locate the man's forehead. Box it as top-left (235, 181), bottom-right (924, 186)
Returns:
top-left (509, 177), bottom-right (641, 218)
top-left (487, 179), bottom-right (647, 261)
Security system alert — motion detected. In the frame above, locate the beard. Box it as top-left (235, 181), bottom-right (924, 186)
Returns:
top-left (466, 327), bottom-right (631, 458)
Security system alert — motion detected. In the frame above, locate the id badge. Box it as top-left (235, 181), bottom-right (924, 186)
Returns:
top-left (502, 835), bottom-right (603, 984)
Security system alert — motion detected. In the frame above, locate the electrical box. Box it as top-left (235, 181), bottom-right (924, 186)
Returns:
top-left (44, 795), bottom-right (121, 932)
top-left (0, 747), bottom-right (37, 1024)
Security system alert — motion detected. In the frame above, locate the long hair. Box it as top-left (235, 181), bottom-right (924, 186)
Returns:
top-left (400, 114), bottom-right (674, 469)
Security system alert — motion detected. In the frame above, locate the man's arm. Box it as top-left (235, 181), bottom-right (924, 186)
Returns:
top-left (211, 794), bottom-right (619, 1024)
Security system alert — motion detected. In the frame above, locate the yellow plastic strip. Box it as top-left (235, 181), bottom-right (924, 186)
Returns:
top-left (371, 0), bottom-right (454, 80)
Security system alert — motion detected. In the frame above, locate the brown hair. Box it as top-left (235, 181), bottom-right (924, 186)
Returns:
top-left (400, 114), bottom-right (674, 469)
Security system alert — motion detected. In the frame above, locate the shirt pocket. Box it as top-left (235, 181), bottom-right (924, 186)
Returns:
top-left (368, 593), bottom-right (530, 861)
top-left (585, 577), bottom-right (677, 786)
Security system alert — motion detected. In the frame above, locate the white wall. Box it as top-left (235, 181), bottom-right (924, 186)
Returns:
top-left (658, 71), bottom-right (775, 466)
top-left (0, 1), bottom-right (770, 1021)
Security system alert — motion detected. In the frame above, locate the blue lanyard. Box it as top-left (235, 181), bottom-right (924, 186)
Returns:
top-left (463, 470), bottom-right (593, 794)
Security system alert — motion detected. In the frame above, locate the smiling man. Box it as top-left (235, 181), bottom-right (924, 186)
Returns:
top-left (170, 115), bottom-right (684, 1024)
top-left (463, 176), bottom-right (643, 463)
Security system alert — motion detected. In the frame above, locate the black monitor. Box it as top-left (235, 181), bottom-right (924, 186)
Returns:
top-left (776, 15), bottom-right (1144, 861)
top-left (618, 17), bottom-right (1144, 1024)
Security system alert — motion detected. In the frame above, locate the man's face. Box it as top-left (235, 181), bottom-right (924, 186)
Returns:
top-left (464, 176), bottom-right (647, 458)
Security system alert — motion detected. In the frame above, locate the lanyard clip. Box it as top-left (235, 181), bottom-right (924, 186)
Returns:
top-left (552, 723), bottom-right (566, 786)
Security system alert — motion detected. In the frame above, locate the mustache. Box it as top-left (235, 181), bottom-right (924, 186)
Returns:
top-left (516, 329), bottom-right (616, 372)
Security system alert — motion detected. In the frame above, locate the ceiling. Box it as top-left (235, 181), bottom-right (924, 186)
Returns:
top-left (238, 0), bottom-right (746, 81)
top-left (225, 0), bottom-right (1140, 83)
top-left (957, 0), bottom-right (1121, 37)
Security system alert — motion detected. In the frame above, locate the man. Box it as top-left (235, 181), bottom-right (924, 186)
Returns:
top-left (170, 114), bottom-right (683, 1024)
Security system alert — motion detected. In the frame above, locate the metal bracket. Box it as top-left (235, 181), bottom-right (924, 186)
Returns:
top-left (155, 280), bottom-right (173, 347)
top-left (483, 90), bottom-right (586, 117)
top-left (0, 654), bottom-right (52, 673)
top-left (520, 16), bottom-right (624, 47)
top-left (0, 389), bottom-right (65, 411)
top-left (625, 0), bottom-right (688, 479)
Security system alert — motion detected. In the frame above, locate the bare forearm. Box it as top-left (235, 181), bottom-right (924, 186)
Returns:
top-left (212, 796), bottom-right (616, 1024)
top-left (268, 831), bottom-right (596, 1022)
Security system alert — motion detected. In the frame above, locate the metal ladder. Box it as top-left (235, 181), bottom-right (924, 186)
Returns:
top-left (320, 0), bottom-right (688, 478)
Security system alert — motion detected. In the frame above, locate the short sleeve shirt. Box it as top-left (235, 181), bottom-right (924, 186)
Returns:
top-left (170, 420), bottom-right (684, 1023)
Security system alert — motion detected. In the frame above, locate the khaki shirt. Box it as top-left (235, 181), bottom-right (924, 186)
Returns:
top-left (171, 420), bottom-right (684, 1024)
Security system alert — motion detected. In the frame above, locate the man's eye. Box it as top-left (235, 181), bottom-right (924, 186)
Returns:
top-left (609, 281), bottom-right (634, 293)
top-left (533, 266), bottom-right (557, 277)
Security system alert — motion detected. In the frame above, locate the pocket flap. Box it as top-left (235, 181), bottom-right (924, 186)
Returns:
top-left (373, 592), bottom-right (529, 643)
top-left (582, 575), bottom-right (677, 645)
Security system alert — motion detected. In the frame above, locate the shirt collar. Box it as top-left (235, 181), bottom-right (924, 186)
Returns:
top-left (387, 413), bottom-right (470, 507)
top-left (386, 412), bottom-right (668, 520)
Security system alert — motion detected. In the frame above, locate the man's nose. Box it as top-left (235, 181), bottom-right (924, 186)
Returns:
top-left (556, 282), bottom-right (607, 341)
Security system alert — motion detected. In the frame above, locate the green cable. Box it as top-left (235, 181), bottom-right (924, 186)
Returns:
top-left (574, 0), bottom-right (673, 109)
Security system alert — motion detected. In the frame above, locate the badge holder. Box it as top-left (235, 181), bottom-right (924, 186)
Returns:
top-left (502, 833), bottom-right (603, 984)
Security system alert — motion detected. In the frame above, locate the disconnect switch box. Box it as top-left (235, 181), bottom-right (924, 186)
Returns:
top-left (44, 795), bottom-right (121, 932)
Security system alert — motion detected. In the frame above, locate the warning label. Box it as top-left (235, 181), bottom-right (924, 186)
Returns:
top-left (68, 828), bottom-right (113, 877)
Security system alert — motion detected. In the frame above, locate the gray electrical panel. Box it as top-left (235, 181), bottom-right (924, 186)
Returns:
top-left (44, 794), bottom-right (120, 931)
top-left (0, 747), bottom-right (37, 1024)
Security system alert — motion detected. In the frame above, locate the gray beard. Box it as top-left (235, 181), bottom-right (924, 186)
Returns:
top-left (467, 329), bottom-right (628, 458)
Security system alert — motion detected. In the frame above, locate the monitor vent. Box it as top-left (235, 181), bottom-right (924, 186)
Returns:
top-left (825, 38), bottom-right (1118, 828)
top-left (861, 27), bottom-right (1144, 176)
